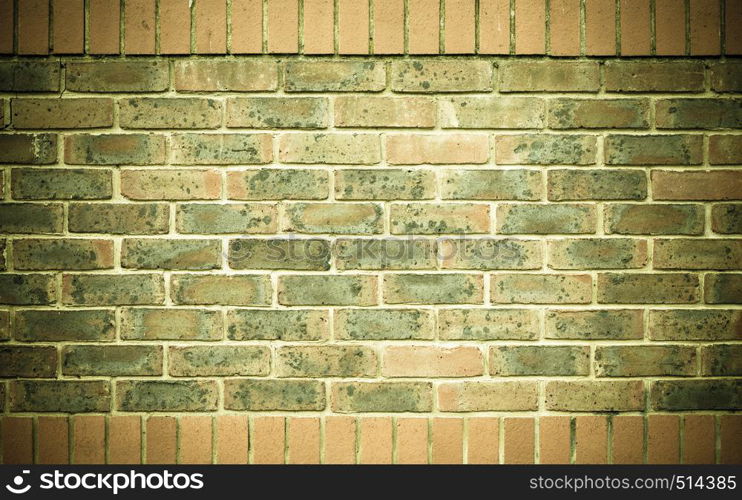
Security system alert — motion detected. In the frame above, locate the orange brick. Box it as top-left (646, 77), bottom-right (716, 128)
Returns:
top-left (504, 417), bottom-right (534, 464)
top-left (648, 415), bottom-right (680, 464)
top-left (612, 416), bottom-right (644, 464)
top-left (655, 0), bottom-right (686, 55)
top-left (18, 0), bottom-right (49, 55)
top-left (2, 417), bottom-right (33, 464)
top-left (515, 0), bottom-right (545, 54)
top-left (73, 416), bottom-right (105, 464)
top-left (287, 417), bottom-right (320, 464)
top-left (89, 0), bottom-right (120, 54)
top-left (445, 0), bottom-right (475, 54)
top-left (467, 417), bottom-right (499, 464)
top-left (146, 416), bottom-right (177, 464)
top-left (339, 0), bottom-right (369, 54)
top-left (408, 0), bottom-right (440, 54)
top-left (575, 416), bottom-right (608, 464)
top-left (550, 0), bottom-right (580, 56)
top-left (267, 0), bottom-right (298, 53)
top-left (720, 415), bottom-right (742, 464)
top-left (432, 418), bottom-right (463, 464)
top-left (304, 0), bottom-right (334, 54)
top-left (232, 0), bottom-right (263, 53)
top-left (689, 0), bottom-right (720, 55)
top-left (396, 418), bottom-right (428, 464)
top-left (252, 416), bottom-right (284, 464)
top-left (324, 416), bottom-right (356, 464)
top-left (125, 0), bottom-right (156, 54)
top-left (359, 417), bottom-right (392, 464)
top-left (109, 416), bottom-right (141, 464)
top-left (479, 0), bottom-right (509, 54)
top-left (179, 416), bottom-right (212, 464)
top-left (539, 416), bottom-right (571, 464)
top-left (160, 0), bottom-right (191, 54)
top-left (620, 0), bottom-right (650, 55)
top-left (683, 415), bottom-right (715, 464)
top-left (374, 0), bottom-right (404, 54)
top-left (726, 0), bottom-right (742, 55)
top-left (196, 0), bottom-right (227, 53)
top-left (0, 0), bottom-right (12, 53)
top-left (585, 0), bottom-right (616, 55)
top-left (38, 417), bottom-right (69, 464)
top-left (53, 0), bottom-right (84, 54)
top-left (382, 346), bottom-right (483, 377)
top-left (216, 416), bottom-right (248, 464)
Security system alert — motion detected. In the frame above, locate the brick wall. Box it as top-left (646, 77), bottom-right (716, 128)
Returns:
top-left (0, 1), bottom-right (741, 465)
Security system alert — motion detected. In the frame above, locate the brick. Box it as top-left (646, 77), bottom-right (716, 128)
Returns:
top-left (0, 346), bottom-right (57, 377)
top-left (0, 274), bottom-right (56, 305)
top-left (548, 238), bottom-right (647, 269)
top-left (62, 345), bottom-right (163, 376)
top-left (539, 416), bottom-right (570, 464)
top-left (122, 238), bottom-right (221, 270)
top-left (490, 346), bottom-right (589, 376)
top-left (18, 0), bottom-right (49, 54)
top-left (438, 308), bottom-right (539, 340)
top-left (585, 0), bottom-right (615, 55)
top-left (303, 0), bottom-right (334, 54)
top-left (338, 0), bottom-right (369, 54)
top-left (276, 346), bottom-right (377, 377)
top-left (652, 171), bottom-right (742, 201)
top-left (387, 134), bottom-right (489, 164)
top-left (605, 62), bottom-right (706, 92)
top-left (15, 309), bottom-right (115, 342)
top-left (545, 309), bottom-right (643, 340)
top-left (439, 238), bottom-right (541, 270)
top-left (441, 169), bottom-right (542, 201)
top-left (548, 98), bottom-right (650, 129)
top-left (655, 0), bottom-right (685, 55)
top-left (336, 169), bottom-right (435, 201)
top-left (324, 416), bottom-right (357, 464)
top-left (620, 0), bottom-right (651, 55)
top-left (444, 0), bottom-right (475, 54)
top-left (709, 135), bottom-right (742, 164)
top-left (171, 133), bottom-right (272, 165)
top-left (598, 273), bottom-right (700, 304)
top-left (285, 61), bottom-right (385, 92)
top-left (605, 135), bottom-right (703, 165)
top-left (64, 134), bottom-right (166, 165)
top-left (549, 0), bottom-right (580, 56)
top-left (651, 380), bottom-right (742, 411)
top-left (391, 60), bottom-right (493, 92)
top-left (284, 202), bottom-right (383, 234)
top-left (656, 99), bottom-right (742, 129)
top-left (170, 346), bottom-right (270, 376)
top-left (121, 308), bottom-right (222, 341)
top-left (503, 418), bottom-right (534, 464)
top-left (287, 418), bottom-right (320, 464)
top-left (0, 203), bottom-right (64, 234)
top-left (195, 0), bottom-right (227, 53)
top-left (710, 62), bottom-right (742, 92)
top-left (216, 415), bottom-right (248, 464)
top-left (227, 97), bottom-right (328, 129)
top-left (605, 204), bottom-right (704, 235)
top-left (407, 0), bottom-right (440, 54)
top-left (227, 169), bottom-right (329, 200)
top-left (146, 416), bottom-right (177, 464)
top-left (499, 61), bottom-right (600, 92)
top-left (438, 381), bottom-right (538, 411)
top-left (396, 418), bottom-right (428, 464)
top-left (384, 273), bottom-right (484, 304)
top-left (66, 61), bottom-right (168, 92)
top-left (279, 133), bottom-right (380, 164)
top-left (514, 0), bottom-right (545, 54)
top-left (575, 416), bottom-right (608, 464)
top-left (332, 382), bottom-right (432, 412)
top-left (69, 203), bottom-right (169, 234)
top-left (496, 204), bottom-right (596, 234)
top-left (0, 134), bottom-right (57, 164)
top-left (10, 380), bottom-right (110, 412)
top-left (62, 273), bottom-right (165, 306)
top-left (596, 345), bottom-right (697, 377)
top-left (548, 169), bottom-right (646, 201)
top-left (1, 417), bottom-right (33, 464)
top-left (0, 240), bottom-right (4, 271)
top-left (648, 309), bottom-right (742, 341)
top-left (467, 417), bottom-right (499, 464)
top-left (702, 344), bottom-right (742, 376)
top-left (496, 134), bottom-right (596, 165)
top-left (373, 0), bottom-right (404, 54)
top-left (38, 416), bottom-right (69, 464)
top-left (117, 380), bottom-right (218, 412)
top-left (655, 239), bottom-right (742, 270)
top-left (109, 416), bottom-right (142, 464)
top-left (159, 0), bottom-right (191, 54)
top-left (335, 96), bottom-right (436, 128)
top-left (612, 416), bottom-right (644, 464)
top-left (225, 379), bottom-right (325, 411)
top-left (12, 168), bottom-right (112, 200)
top-left (121, 169), bottom-right (222, 200)
top-left (383, 346), bottom-right (483, 377)
top-left (0, 310), bottom-right (8, 341)
top-left (432, 418), bottom-right (463, 464)
top-left (13, 238), bottom-right (113, 271)
top-left (278, 275), bottom-right (378, 306)
top-left (175, 60), bottom-right (278, 91)
top-left (179, 416), bottom-right (212, 464)
top-left (227, 309), bottom-right (329, 341)
top-left (124, 0), bottom-right (155, 54)
top-left (545, 380), bottom-right (644, 411)
top-left (267, 0), bottom-right (298, 53)
top-left (252, 417), bottom-right (285, 464)
top-left (720, 416), bottom-right (742, 464)
top-left (479, 0), bottom-right (510, 54)
top-left (12, 99), bottom-right (113, 129)
top-left (441, 97), bottom-right (544, 128)
top-left (0, 62), bottom-right (60, 91)
top-left (705, 274), bottom-right (742, 303)
top-left (229, 238), bottom-right (330, 270)
top-left (73, 416), bottom-right (105, 464)
top-left (683, 415), bottom-right (715, 464)
top-left (88, 0), bottom-right (119, 54)
top-left (689, 0), bottom-right (720, 55)
top-left (335, 238), bottom-right (435, 270)
top-left (120, 98), bottom-right (223, 129)
top-left (727, 0), bottom-right (742, 55)
top-left (390, 203), bottom-right (490, 234)
top-left (359, 417), bottom-right (392, 464)
top-left (335, 308), bottom-right (434, 340)
top-left (171, 275), bottom-right (271, 306)
top-left (0, 0), bottom-right (12, 54)
top-left (177, 204), bottom-right (276, 234)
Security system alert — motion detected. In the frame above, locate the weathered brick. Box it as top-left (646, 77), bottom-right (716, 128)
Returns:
top-left (439, 238), bottom-right (542, 270)
top-left (64, 134), bottom-right (166, 165)
top-left (12, 98), bottom-right (114, 129)
top-left (69, 203), bottom-right (169, 234)
top-left (171, 274), bottom-right (272, 306)
top-left (496, 134), bottom-right (596, 165)
top-left (655, 239), bottom-right (742, 270)
top-left (117, 380), bottom-right (218, 412)
top-left (169, 346), bottom-right (270, 376)
top-left (227, 169), bottom-right (329, 200)
top-left (595, 346), bottom-right (697, 377)
top-left (335, 96), bottom-right (436, 127)
top-left (335, 238), bottom-right (435, 270)
top-left (605, 204), bottom-right (704, 235)
top-left (438, 381), bottom-right (538, 411)
top-left (656, 99), bottom-right (742, 129)
top-left (278, 275), bottom-right (378, 306)
top-left (548, 98), bottom-right (650, 129)
top-left (0, 310), bottom-right (8, 341)
top-left (332, 382), bottom-right (432, 412)
top-left (15, 309), bottom-right (115, 342)
top-left (598, 273), bottom-right (700, 304)
top-left (545, 309), bottom-right (644, 340)
top-left (712, 204), bottom-right (742, 233)
top-left (174, 60), bottom-right (278, 91)
top-left (0, 346), bottom-right (57, 377)
top-left (0, 62), bottom-right (60, 91)
top-left (710, 62), bottom-right (742, 92)
top-left (120, 98), bottom-right (223, 129)
top-left (651, 380), bottom-right (741, 410)
top-left (604, 61), bottom-right (705, 92)
top-left (391, 60), bottom-right (493, 92)
top-left (10, 380), bottom-right (110, 413)
top-left (121, 169), bottom-right (221, 200)
top-left (649, 309), bottom-right (742, 341)
top-left (279, 133), bottom-right (380, 164)
top-left (441, 169), bottom-right (542, 200)
top-left (652, 171), bottom-right (742, 201)
top-left (438, 308), bottom-right (539, 340)
top-left (0, 203), bottom-right (64, 234)
top-left (227, 309), bottom-right (329, 341)
top-left (285, 61), bottom-right (385, 92)
top-left (13, 238), bottom-right (113, 270)
top-left (546, 381), bottom-right (644, 411)
top-left (705, 274), bottom-right (742, 304)
top-left (66, 61), bottom-right (169, 92)
top-left (171, 133), bottom-right (272, 165)
top-left (701, 345), bottom-right (742, 376)
top-left (12, 168), bottom-right (112, 200)
top-left (334, 308), bottom-right (435, 340)
top-left (229, 238), bottom-right (330, 270)
top-left (0, 134), bottom-right (57, 164)
top-left (499, 61), bottom-right (600, 92)
top-left (496, 204), bottom-right (596, 234)
top-left (0, 274), bottom-right (56, 305)
top-left (277, 346), bottom-right (378, 377)
top-left (0, 239), bottom-right (4, 271)
top-left (121, 308), bottom-right (222, 341)
top-left (62, 273), bottom-right (164, 305)
top-left (122, 238), bottom-right (221, 270)
top-left (336, 169), bottom-right (435, 201)
top-left (548, 169), bottom-right (647, 201)
top-left (548, 238), bottom-right (647, 269)
top-left (387, 134), bottom-right (489, 164)
top-left (709, 135), bottom-right (742, 165)
top-left (491, 273), bottom-right (592, 304)
top-left (227, 97), bottom-right (328, 128)
top-left (384, 273), bottom-right (484, 304)
top-left (383, 346), bottom-right (483, 377)
top-left (391, 203), bottom-right (489, 234)
top-left (440, 96), bottom-right (544, 128)
top-left (224, 379), bottom-right (325, 411)
top-left (605, 135), bottom-right (703, 165)
top-left (284, 202), bottom-right (383, 234)
top-left (490, 346), bottom-right (589, 376)
top-left (62, 345), bottom-right (163, 376)
top-left (176, 203), bottom-right (276, 234)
